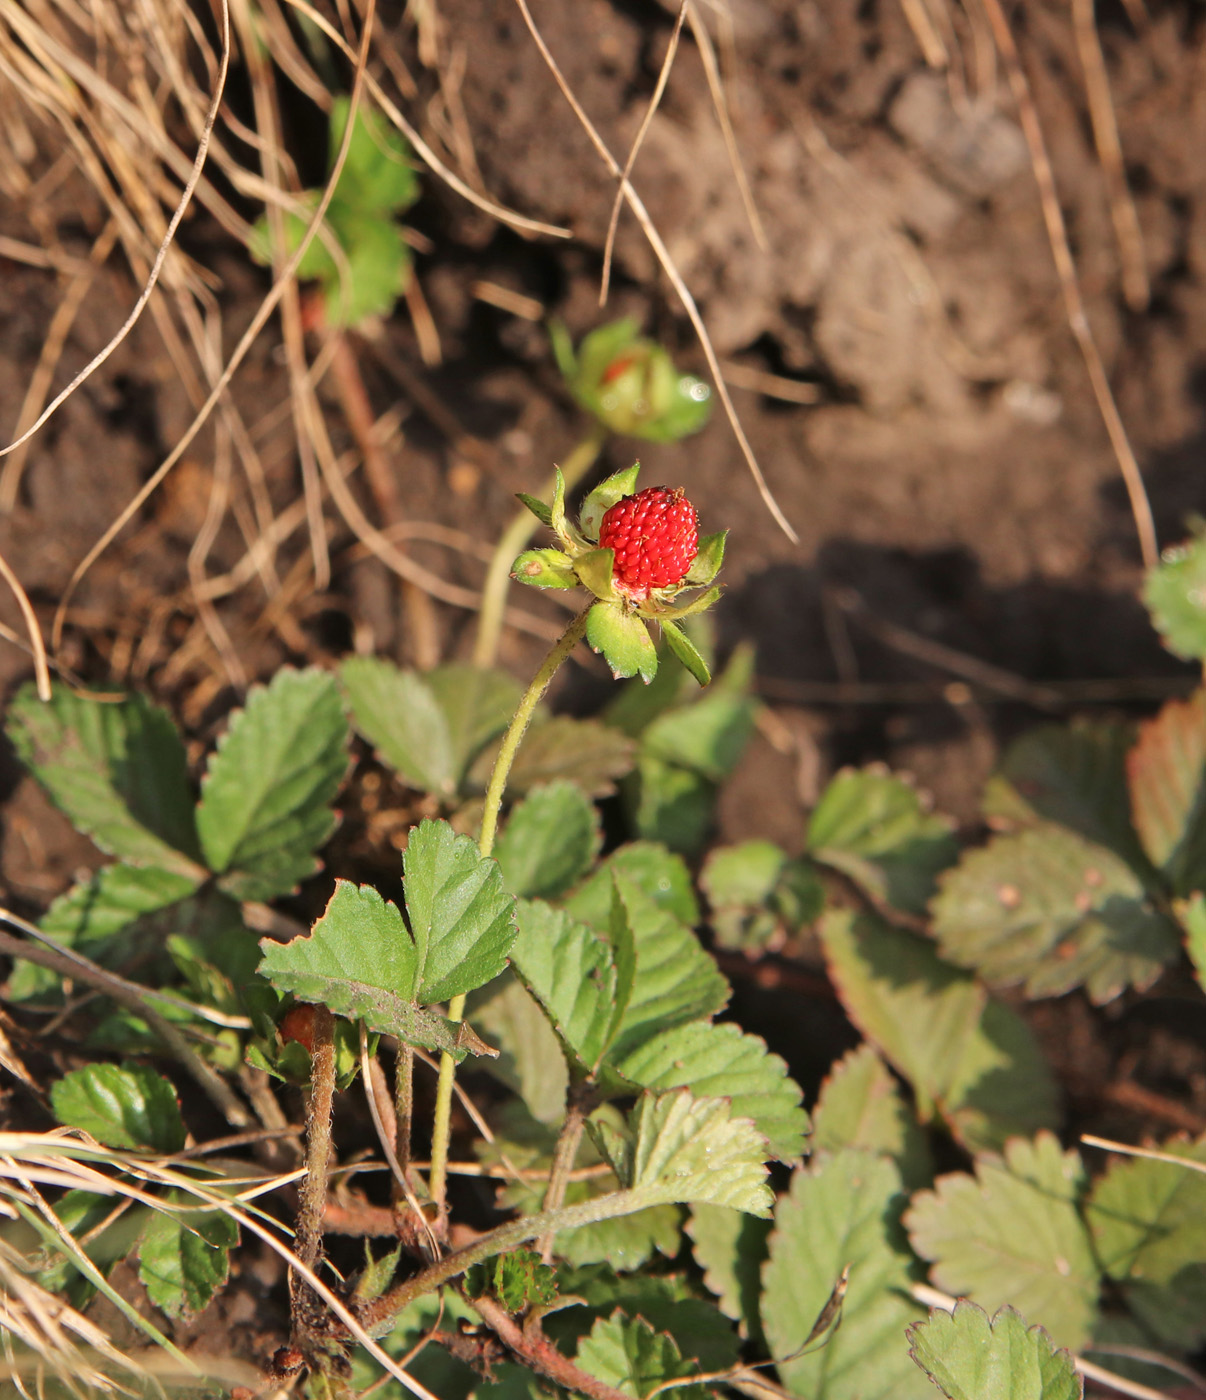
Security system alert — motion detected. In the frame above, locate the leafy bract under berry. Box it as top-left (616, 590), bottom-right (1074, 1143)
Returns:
top-left (598, 486), bottom-right (699, 602)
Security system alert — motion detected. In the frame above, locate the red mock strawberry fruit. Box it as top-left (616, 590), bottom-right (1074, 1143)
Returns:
top-left (598, 486), bottom-right (699, 601)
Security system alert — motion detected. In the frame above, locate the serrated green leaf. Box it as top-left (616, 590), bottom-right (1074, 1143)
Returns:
top-left (983, 722), bottom-right (1145, 870)
top-left (402, 818), bottom-right (516, 1002)
top-left (762, 1150), bottom-right (930, 1400)
top-left (6, 683), bottom-right (201, 874)
top-left (686, 1203), bottom-right (769, 1339)
top-left (567, 842), bottom-right (699, 928)
top-left (471, 716), bottom-right (637, 799)
top-left (906, 1134), bottom-right (1098, 1350)
top-left (510, 547), bottom-right (579, 589)
top-left (587, 602), bottom-right (656, 682)
top-left (509, 898), bottom-right (622, 1078)
top-left (1084, 1135), bottom-right (1206, 1348)
top-left (493, 781), bottom-right (600, 899)
top-left (322, 211), bottom-right (410, 327)
top-left (471, 1249), bottom-right (558, 1312)
top-left (808, 767), bottom-right (957, 915)
top-left (575, 1311), bottom-right (705, 1400)
top-left (819, 910), bottom-right (1058, 1152)
top-left (466, 972), bottom-right (568, 1123)
top-left (256, 878), bottom-right (494, 1060)
top-left (931, 824), bottom-right (1180, 1003)
top-left (811, 1044), bottom-right (932, 1190)
top-left (139, 1197), bottom-right (238, 1318)
top-left (592, 1089), bottom-right (772, 1215)
top-left (640, 682), bottom-right (754, 782)
top-left (659, 619), bottom-right (710, 686)
top-left (604, 878), bottom-right (729, 1063)
top-left (51, 1063), bottom-right (184, 1153)
top-left (196, 668), bottom-right (349, 899)
top-left (908, 1302), bottom-right (1083, 1400)
top-left (341, 656), bottom-right (455, 795)
top-left (1144, 528), bottom-right (1206, 661)
top-left (1126, 690), bottom-right (1206, 894)
top-left (580, 464), bottom-right (642, 542)
top-left (615, 1020), bottom-right (807, 1162)
top-left (327, 95), bottom-right (418, 214)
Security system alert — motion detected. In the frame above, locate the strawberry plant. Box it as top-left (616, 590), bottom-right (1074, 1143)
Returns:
top-left (7, 505), bottom-right (1206, 1400)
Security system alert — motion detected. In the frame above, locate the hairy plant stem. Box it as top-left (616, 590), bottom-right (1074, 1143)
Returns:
top-left (538, 1080), bottom-right (593, 1262)
top-left (392, 1042), bottom-right (415, 1216)
top-left (428, 603), bottom-right (594, 1214)
top-left (291, 1007), bottom-right (337, 1358)
top-left (466, 1294), bottom-right (632, 1400)
top-left (472, 427), bottom-right (606, 670)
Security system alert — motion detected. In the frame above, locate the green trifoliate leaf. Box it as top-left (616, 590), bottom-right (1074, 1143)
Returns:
top-left (908, 1302), bottom-right (1083, 1400)
top-left (587, 602), bottom-right (657, 682)
top-left (930, 823), bottom-right (1180, 1003)
top-left (762, 1150), bottom-right (931, 1400)
top-left (575, 548), bottom-right (621, 603)
top-left (811, 1044), bottom-right (932, 1190)
top-left (591, 1089), bottom-right (772, 1215)
top-left (615, 1020), bottom-right (807, 1163)
top-left (686, 1203), bottom-right (769, 1340)
top-left (567, 841), bottom-right (699, 927)
top-left (1126, 689), bottom-right (1206, 893)
top-left (51, 1063), bottom-right (185, 1153)
top-left (139, 1197), bottom-right (238, 1318)
top-left (983, 721), bottom-right (1145, 870)
top-left (510, 547), bottom-right (579, 589)
top-left (580, 463), bottom-right (642, 542)
top-left (906, 1133), bottom-right (1098, 1350)
top-left (575, 1311), bottom-right (705, 1400)
top-left (494, 781), bottom-right (601, 900)
top-left (1144, 526), bottom-right (1206, 661)
top-left (1084, 1135), bottom-right (1206, 1348)
top-left (819, 910), bottom-right (1057, 1152)
top-left (196, 668), bottom-right (349, 899)
top-left (6, 683), bottom-right (201, 875)
top-left (659, 619), bottom-right (710, 686)
top-left (807, 767), bottom-right (957, 915)
top-left (681, 531), bottom-right (727, 587)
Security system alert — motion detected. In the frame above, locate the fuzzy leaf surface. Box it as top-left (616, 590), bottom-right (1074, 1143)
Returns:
top-left (819, 910), bottom-right (1057, 1152)
top-left (1126, 690), bottom-right (1206, 893)
top-left (51, 1063), bottom-right (185, 1153)
top-left (576, 1312), bottom-right (704, 1400)
top-left (931, 824), bottom-right (1179, 1003)
top-left (510, 547), bottom-right (579, 588)
top-left (905, 1133), bottom-right (1098, 1350)
top-left (493, 781), bottom-right (600, 899)
top-left (811, 1044), bottom-right (932, 1189)
top-left (762, 1150), bottom-right (930, 1400)
top-left (196, 668), bottom-right (348, 899)
top-left (139, 1199), bottom-right (238, 1318)
top-left (1084, 1135), bottom-right (1206, 1348)
top-left (7, 684), bottom-right (200, 873)
top-left (615, 1020), bottom-right (807, 1162)
top-left (687, 1203), bottom-right (769, 1338)
top-left (908, 1302), bottom-right (1083, 1400)
top-left (808, 767), bottom-right (957, 915)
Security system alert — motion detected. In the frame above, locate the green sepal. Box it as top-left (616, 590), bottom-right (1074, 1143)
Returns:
top-left (683, 532), bottom-right (727, 587)
top-left (655, 586), bottom-right (722, 623)
top-left (548, 318), bottom-right (578, 385)
top-left (548, 467), bottom-right (570, 544)
top-left (511, 548), bottom-right (580, 590)
top-left (580, 463), bottom-right (642, 543)
top-left (516, 493), bottom-right (554, 529)
top-left (660, 620), bottom-right (711, 687)
top-left (587, 603), bottom-right (658, 683)
top-left (574, 548), bottom-right (620, 603)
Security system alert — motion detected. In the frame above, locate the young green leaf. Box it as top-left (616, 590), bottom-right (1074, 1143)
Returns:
top-left (807, 767), bottom-right (957, 915)
top-left (701, 840), bottom-right (824, 952)
top-left (1126, 689), bottom-right (1206, 894)
top-left (493, 781), bottom-right (601, 899)
top-left (906, 1134), bottom-right (1098, 1350)
top-left (575, 1311), bottom-right (705, 1400)
top-left (510, 547), bottom-right (580, 589)
top-left (196, 668), bottom-right (349, 899)
top-left (322, 213), bottom-right (410, 327)
top-left (257, 878), bottom-right (496, 1060)
top-left (811, 1044), bottom-right (932, 1190)
top-left (567, 842), bottom-right (699, 928)
top-left (659, 619), bottom-right (710, 686)
top-left (326, 95), bottom-right (418, 215)
top-left (1084, 1135), bottom-right (1206, 1348)
top-left (762, 1150), bottom-right (931, 1400)
top-left (51, 1063), bottom-right (185, 1153)
top-left (580, 463), bottom-right (643, 542)
top-left (819, 910), bottom-right (1058, 1152)
top-left (1144, 528), bottom-right (1206, 661)
top-left (931, 823), bottom-right (1180, 1003)
top-left (591, 1089), bottom-right (773, 1215)
top-left (467, 1249), bottom-right (557, 1313)
top-left (139, 1198), bottom-right (238, 1318)
top-left (587, 602), bottom-right (657, 682)
top-left (615, 1020), bottom-right (807, 1163)
top-left (908, 1302), bottom-right (1083, 1400)
top-left (7, 684), bottom-right (201, 875)
top-left (686, 1203), bottom-right (769, 1340)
